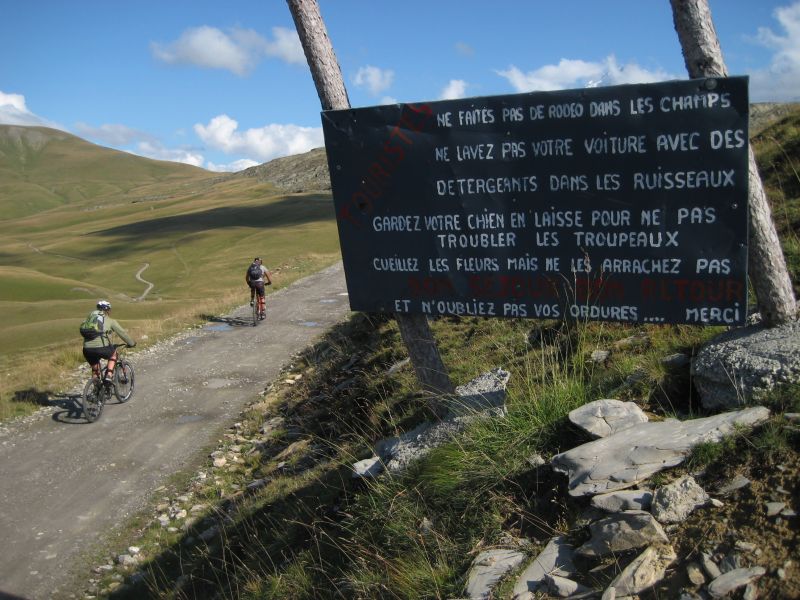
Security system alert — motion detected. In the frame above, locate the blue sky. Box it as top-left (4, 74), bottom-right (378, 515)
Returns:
top-left (1, 1), bottom-right (798, 172)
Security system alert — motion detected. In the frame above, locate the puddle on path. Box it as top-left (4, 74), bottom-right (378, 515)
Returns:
top-left (319, 299), bottom-right (338, 304)
top-left (206, 323), bottom-right (233, 332)
top-left (299, 321), bottom-right (320, 327)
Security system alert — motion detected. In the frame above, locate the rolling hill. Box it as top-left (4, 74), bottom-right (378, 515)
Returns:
top-left (0, 126), bottom-right (340, 418)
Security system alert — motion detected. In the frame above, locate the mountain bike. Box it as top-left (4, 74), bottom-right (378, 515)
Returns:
top-left (251, 291), bottom-right (259, 327)
top-left (82, 343), bottom-right (135, 422)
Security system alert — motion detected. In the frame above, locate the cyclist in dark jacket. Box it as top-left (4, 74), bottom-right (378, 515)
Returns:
top-left (81, 300), bottom-right (136, 382)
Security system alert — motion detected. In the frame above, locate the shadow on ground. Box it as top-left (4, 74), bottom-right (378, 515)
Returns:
top-left (12, 388), bottom-right (85, 424)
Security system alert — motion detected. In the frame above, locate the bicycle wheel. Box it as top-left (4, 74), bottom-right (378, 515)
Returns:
top-left (82, 378), bottom-right (105, 422)
top-left (114, 360), bottom-right (135, 402)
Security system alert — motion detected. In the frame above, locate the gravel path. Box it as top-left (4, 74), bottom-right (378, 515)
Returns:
top-left (0, 262), bottom-right (349, 599)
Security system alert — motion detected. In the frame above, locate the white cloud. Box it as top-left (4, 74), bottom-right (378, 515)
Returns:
top-left (0, 90), bottom-right (62, 128)
top-left (194, 114), bottom-right (324, 163)
top-left (134, 140), bottom-right (206, 167)
top-left (353, 65), bottom-right (394, 96)
top-left (75, 122), bottom-right (157, 146)
top-left (749, 2), bottom-right (800, 101)
top-left (380, 96), bottom-right (398, 105)
top-left (206, 158), bottom-right (260, 172)
top-left (151, 25), bottom-right (304, 76)
top-left (496, 56), bottom-right (674, 92)
top-left (263, 26), bottom-right (305, 65)
top-left (440, 79), bottom-right (468, 100)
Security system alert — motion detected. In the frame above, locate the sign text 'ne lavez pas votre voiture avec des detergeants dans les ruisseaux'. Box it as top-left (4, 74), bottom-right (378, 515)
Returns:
top-left (322, 77), bottom-right (750, 325)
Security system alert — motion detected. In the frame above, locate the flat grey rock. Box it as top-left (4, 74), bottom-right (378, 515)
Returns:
top-left (717, 474), bottom-right (751, 495)
top-left (447, 368), bottom-right (511, 417)
top-left (651, 475), bottom-right (710, 523)
top-left (352, 456), bottom-right (383, 478)
top-left (544, 574), bottom-right (593, 597)
top-left (606, 544), bottom-right (676, 596)
top-left (577, 511), bottom-right (669, 557)
top-left (707, 566), bottom-right (766, 598)
top-left (375, 369), bottom-right (509, 472)
top-left (592, 489), bottom-right (653, 513)
top-left (551, 407), bottom-right (770, 496)
top-left (465, 548), bottom-right (527, 600)
top-left (692, 322), bottom-right (800, 410)
top-left (512, 535), bottom-right (576, 598)
top-left (568, 399), bottom-right (648, 438)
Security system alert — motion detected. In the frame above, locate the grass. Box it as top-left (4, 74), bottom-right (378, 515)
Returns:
top-left (0, 133), bottom-right (341, 420)
top-left (5, 108), bottom-right (800, 597)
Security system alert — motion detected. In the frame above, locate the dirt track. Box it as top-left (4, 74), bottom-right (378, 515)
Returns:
top-left (0, 263), bottom-right (349, 599)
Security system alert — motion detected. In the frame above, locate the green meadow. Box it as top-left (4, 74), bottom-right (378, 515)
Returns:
top-left (0, 126), bottom-right (340, 419)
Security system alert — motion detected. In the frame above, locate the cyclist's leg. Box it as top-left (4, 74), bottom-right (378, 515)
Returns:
top-left (104, 347), bottom-right (118, 381)
top-left (256, 283), bottom-right (266, 316)
top-left (83, 347), bottom-right (102, 380)
top-left (249, 282), bottom-right (256, 305)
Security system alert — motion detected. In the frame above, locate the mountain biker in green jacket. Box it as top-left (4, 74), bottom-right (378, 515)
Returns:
top-left (81, 300), bottom-right (136, 383)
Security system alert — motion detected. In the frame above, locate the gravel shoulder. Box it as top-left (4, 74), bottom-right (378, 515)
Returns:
top-left (0, 262), bottom-right (349, 599)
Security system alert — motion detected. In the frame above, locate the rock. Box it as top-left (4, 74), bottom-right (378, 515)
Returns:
top-left (116, 554), bottom-right (138, 567)
top-left (735, 541), bottom-right (758, 553)
top-left (717, 474), bottom-right (751, 495)
top-left (613, 332), bottom-right (649, 351)
top-left (551, 407), bottom-right (769, 496)
top-left (386, 358), bottom-right (410, 375)
top-left (692, 322), bottom-right (800, 410)
top-left (707, 566), bottom-right (766, 598)
top-left (512, 536), bottom-right (577, 598)
top-left (591, 490), bottom-right (653, 513)
top-left (766, 501), bottom-right (785, 516)
top-left (525, 454), bottom-right (546, 468)
top-left (719, 552), bottom-right (744, 574)
top-left (568, 399), bottom-right (648, 438)
top-left (260, 416), bottom-right (285, 435)
top-left (577, 512), bottom-right (669, 557)
top-left (464, 548), bottom-right (527, 599)
top-left (661, 353), bottom-right (691, 370)
top-left (686, 562), bottom-right (705, 585)
top-left (352, 456), bottom-right (384, 479)
top-left (590, 349), bottom-right (611, 363)
top-left (651, 475), bottom-right (710, 523)
top-left (701, 553), bottom-right (723, 579)
top-left (376, 369), bottom-right (509, 472)
top-left (446, 368), bottom-right (510, 417)
top-left (544, 574), bottom-right (593, 597)
top-left (743, 582), bottom-right (759, 600)
top-left (606, 544), bottom-right (676, 595)
top-left (127, 546), bottom-right (140, 555)
top-left (212, 457), bottom-right (227, 468)
top-left (246, 478), bottom-right (268, 492)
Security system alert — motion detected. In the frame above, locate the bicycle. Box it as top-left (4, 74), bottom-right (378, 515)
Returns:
top-left (250, 285), bottom-right (268, 326)
top-left (82, 343), bottom-right (135, 422)
top-left (251, 290), bottom-right (259, 327)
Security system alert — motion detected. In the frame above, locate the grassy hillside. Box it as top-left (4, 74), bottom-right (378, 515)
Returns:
top-left (0, 127), bottom-right (340, 419)
top-left (0, 125), bottom-right (215, 219)
top-left (89, 106), bottom-right (800, 600)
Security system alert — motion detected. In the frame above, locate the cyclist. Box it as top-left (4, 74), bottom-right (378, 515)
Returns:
top-left (80, 300), bottom-right (136, 383)
top-left (245, 257), bottom-right (272, 320)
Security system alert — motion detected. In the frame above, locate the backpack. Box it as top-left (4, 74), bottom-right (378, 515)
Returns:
top-left (247, 263), bottom-right (262, 281)
top-left (79, 311), bottom-right (106, 341)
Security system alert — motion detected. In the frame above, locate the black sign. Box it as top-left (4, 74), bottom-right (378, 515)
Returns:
top-left (322, 77), bottom-right (749, 325)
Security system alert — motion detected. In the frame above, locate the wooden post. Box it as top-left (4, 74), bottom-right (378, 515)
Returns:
top-left (670, 0), bottom-right (797, 325)
top-left (287, 0), bottom-right (455, 397)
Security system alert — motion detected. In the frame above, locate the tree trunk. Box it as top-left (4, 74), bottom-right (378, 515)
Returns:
top-left (287, 0), bottom-right (455, 397)
top-left (670, 0), bottom-right (797, 324)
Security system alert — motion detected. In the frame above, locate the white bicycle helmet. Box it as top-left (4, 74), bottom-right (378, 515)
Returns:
top-left (97, 300), bottom-right (112, 311)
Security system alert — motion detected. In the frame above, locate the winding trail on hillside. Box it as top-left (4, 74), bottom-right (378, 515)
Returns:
top-left (0, 262), bottom-right (350, 600)
top-left (134, 263), bottom-right (154, 301)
